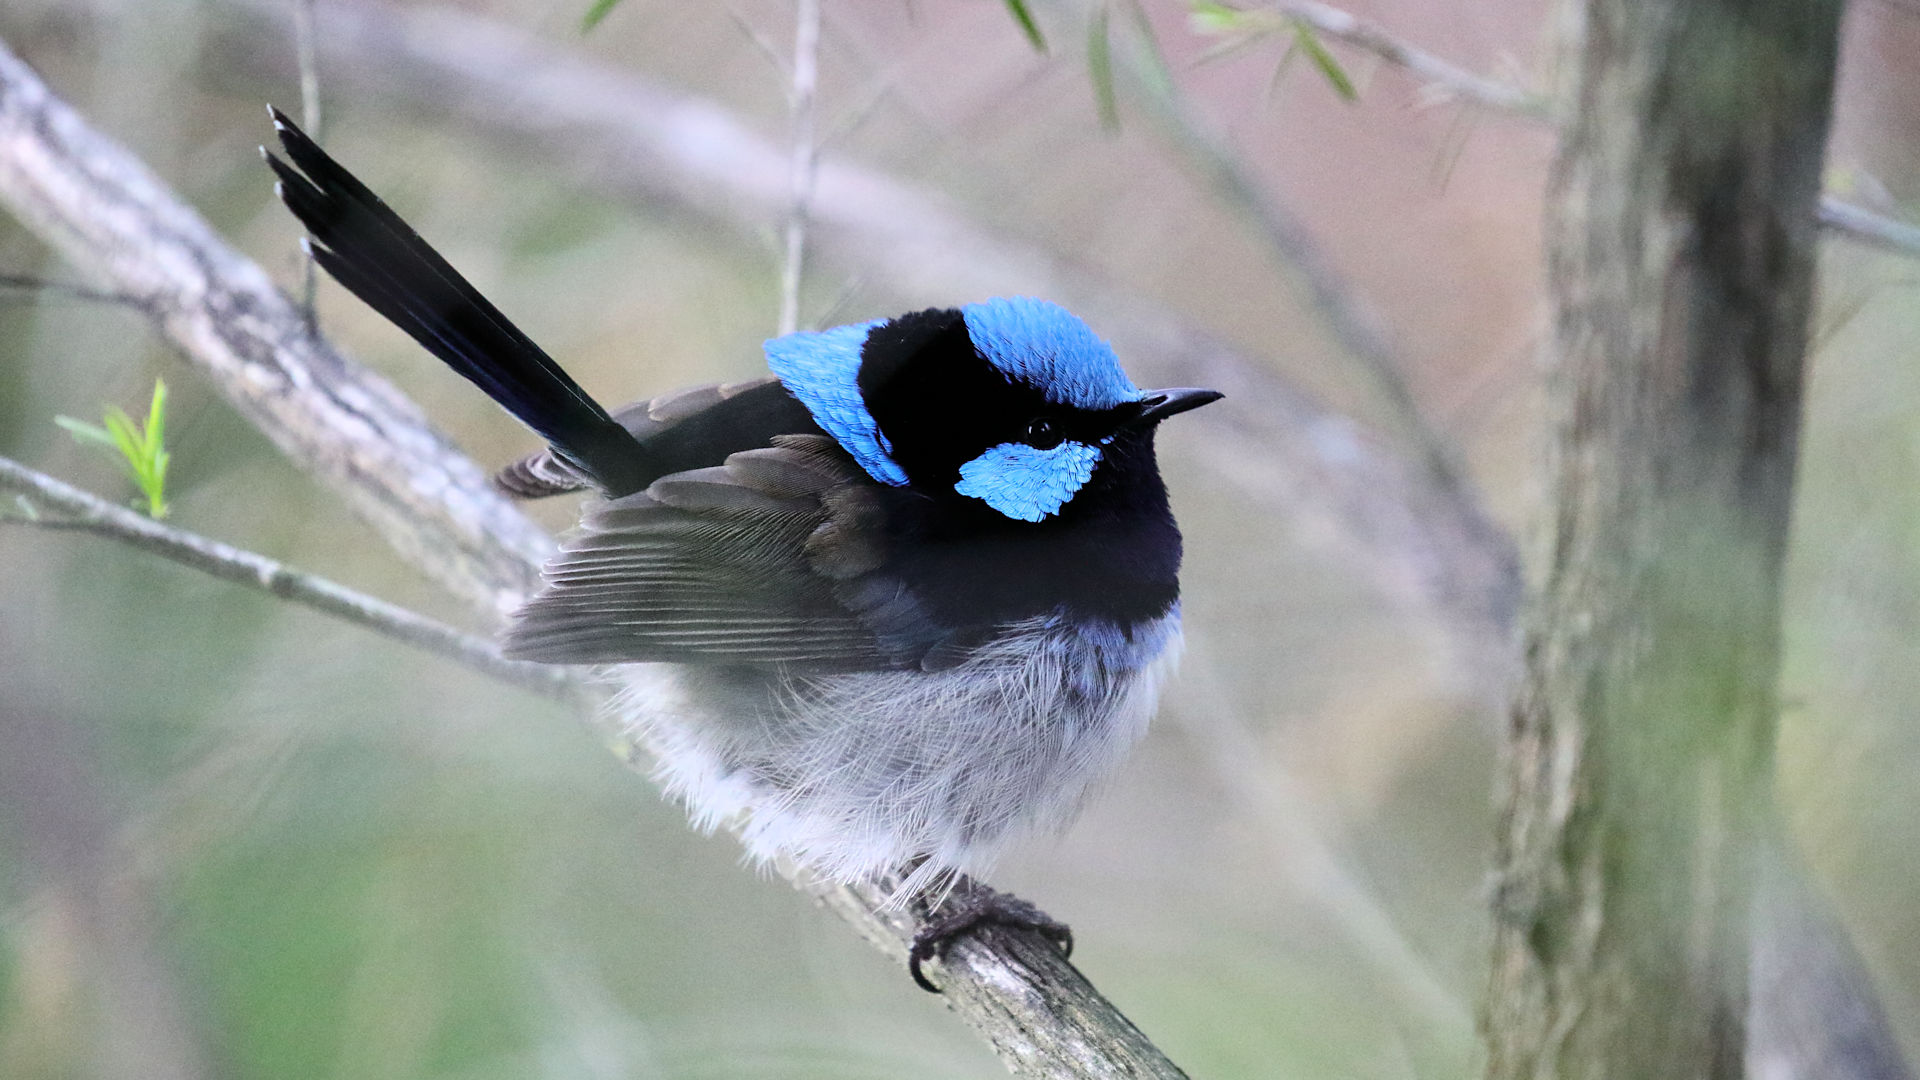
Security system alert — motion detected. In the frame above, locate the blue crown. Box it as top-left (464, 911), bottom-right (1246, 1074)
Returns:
top-left (961, 297), bottom-right (1139, 410)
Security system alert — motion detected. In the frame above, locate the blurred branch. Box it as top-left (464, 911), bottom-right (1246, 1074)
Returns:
top-left (0, 456), bottom-right (575, 700)
top-left (1234, 0), bottom-right (1549, 116)
top-left (1818, 195), bottom-right (1920, 257)
top-left (1173, 630), bottom-right (1472, 1044)
top-left (0, 657), bottom-right (212, 1080)
top-left (1217, 0), bottom-right (1920, 260)
top-left (777, 0), bottom-right (819, 335)
top-left (290, 0), bottom-right (323, 320)
top-left (0, 270), bottom-right (146, 306)
top-left (0, 32), bottom-right (1187, 1079)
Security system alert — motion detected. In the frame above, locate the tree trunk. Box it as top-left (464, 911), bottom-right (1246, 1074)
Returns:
top-left (1486, 3), bottom-right (1844, 1079)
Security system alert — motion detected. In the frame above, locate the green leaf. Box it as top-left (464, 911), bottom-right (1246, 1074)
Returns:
top-left (1087, 6), bottom-right (1119, 133)
top-left (57, 379), bottom-right (169, 518)
top-left (55, 415), bottom-right (117, 449)
top-left (146, 377), bottom-right (168, 456)
top-left (1290, 18), bottom-right (1357, 102)
top-left (103, 407), bottom-right (141, 462)
top-left (1188, 1), bottom-right (1247, 35)
top-left (579, 0), bottom-right (623, 33)
top-left (1002, 0), bottom-right (1048, 53)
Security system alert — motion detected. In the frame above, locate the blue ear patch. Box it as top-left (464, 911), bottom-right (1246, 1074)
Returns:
top-left (962, 297), bottom-right (1139, 409)
top-left (955, 440), bottom-right (1102, 522)
top-left (763, 320), bottom-right (908, 486)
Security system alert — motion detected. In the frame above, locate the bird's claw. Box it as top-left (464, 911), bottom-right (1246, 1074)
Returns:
top-left (908, 882), bottom-right (1073, 993)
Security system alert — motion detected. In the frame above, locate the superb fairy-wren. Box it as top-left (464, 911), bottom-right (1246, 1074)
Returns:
top-left (264, 108), bottom-right (1218, 985)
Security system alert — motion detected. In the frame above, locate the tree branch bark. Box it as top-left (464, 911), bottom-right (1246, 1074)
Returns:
top-left (1486, 3), bottom-right (1844, 1078)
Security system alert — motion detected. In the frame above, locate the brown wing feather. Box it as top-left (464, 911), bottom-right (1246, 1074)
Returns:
top-left (503, 435), bottom-right (907, 669)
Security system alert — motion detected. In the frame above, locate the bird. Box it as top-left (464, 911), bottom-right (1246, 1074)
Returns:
top-left (263, 106), bottom-right (1220, 989)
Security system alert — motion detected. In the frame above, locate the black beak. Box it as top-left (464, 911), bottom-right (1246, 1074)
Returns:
top-left (1131, 387), bottom-right (1224, 425)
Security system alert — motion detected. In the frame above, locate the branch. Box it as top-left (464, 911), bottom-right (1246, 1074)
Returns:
top-left (0, 270), bottom-right (144, 306)
top-left (0, 32), bottom-right (1185, 1079)
top-left (290, 0), bottom-right (323, 320)
top-left (0, 456), bottom-right (574, 700)
top-left (777, 0), bottom-right (820, 335)
top-left (1, 668), bottom-right (214, 1080)
top-left (1819, 194), bottom-right (1920, 257)
top-left (1253, 0), bottom-right (1550, 116)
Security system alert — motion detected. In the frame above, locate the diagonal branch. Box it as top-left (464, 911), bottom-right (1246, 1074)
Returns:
top-left (0, 32), bottom-right (1184, 1079)
top-left (0, 456), bottom-right (574, 700)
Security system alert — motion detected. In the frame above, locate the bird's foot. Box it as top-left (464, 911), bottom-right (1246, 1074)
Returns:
top-left (908, 879), bottom-right (1073, 993)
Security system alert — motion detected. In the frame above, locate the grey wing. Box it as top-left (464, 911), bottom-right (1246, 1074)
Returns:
top-left (494, 377), bottom-right (779, 499)
top-left (503, 435), bottom-right (913, 670)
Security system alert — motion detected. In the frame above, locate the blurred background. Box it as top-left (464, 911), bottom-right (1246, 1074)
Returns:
top-left (0, 0), bottom-right (1916, 1076)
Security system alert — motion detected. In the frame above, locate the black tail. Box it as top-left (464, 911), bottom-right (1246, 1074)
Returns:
top-left (264, 106), bottom-right (650, 496)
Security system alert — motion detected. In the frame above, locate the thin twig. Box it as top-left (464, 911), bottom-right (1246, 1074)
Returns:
top-left (1819, 195), bottom-right (1920, 257)
top-left (0, 271), bottom-right (147, 307)
top-left (0, 456), bottom-right (575, 700)
top-left (291, 0), bottom-right (323, 323)
top-left (723, 2), bottom-right (791, 80)
top-left (1174, 628), bottom-right (1470, 1043)
top-left (779, 0), bottom-right (822, 336)
top-left (1262, 0), bottom-right (1550, 117)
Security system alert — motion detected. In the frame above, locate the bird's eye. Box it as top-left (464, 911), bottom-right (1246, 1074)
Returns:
top-left (1024, 417), bottom-right (1064, 450)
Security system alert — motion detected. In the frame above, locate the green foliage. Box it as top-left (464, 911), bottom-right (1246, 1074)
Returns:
top-left (1290, 19), bottom-right (1357, 101)
top-left (1002, 0), bottom-right (1048, 53)
top-left (1187, 2), bottom-right (1359, 102)
top-left (1087, 6), bottom-right (1120, 133)
top-left (1187, 0), bottom-right (1245, 35)
top-left (579, 0), bottom-right (623, 33)
top-left (56, 378), bottom-right (171, 519)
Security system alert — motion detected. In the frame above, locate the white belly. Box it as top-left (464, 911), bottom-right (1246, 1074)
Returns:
top-left (608, 612), bottom-right (1182, 900)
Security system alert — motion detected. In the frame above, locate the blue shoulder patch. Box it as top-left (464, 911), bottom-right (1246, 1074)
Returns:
top-left (961, 297), bottom-right (1139, 410)
top-left (763, 320), bottom-right (908, 486)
